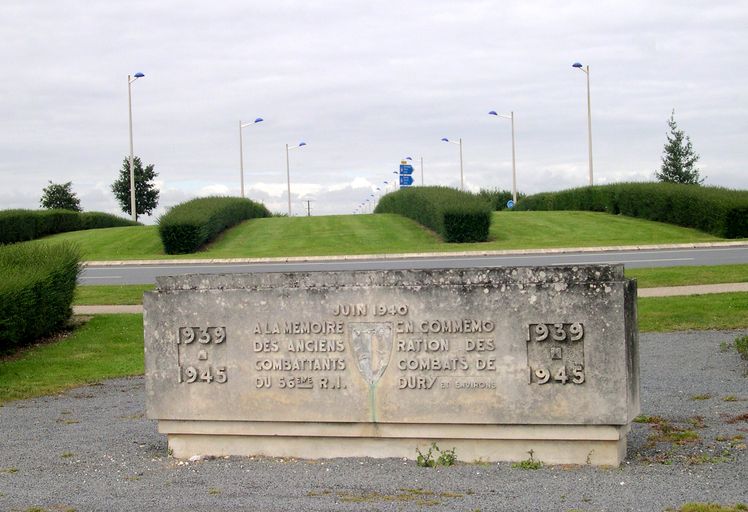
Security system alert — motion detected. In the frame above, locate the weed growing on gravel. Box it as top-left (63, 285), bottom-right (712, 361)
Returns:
top-left (720, 340), bottom-right (733, 352)
top-left (208, 487), bottom-right (221, 495)
top-left (723, 396), bottom-right (739, 402)
top-left (337, 488), bottom-right (464, 506)
top-left (56, 418), bottom-right (80, 425)
top-left (511, 450), bottom-right (543, 470)
top-left (645, 419), bottom-right (700, 447)
top-left (665, 503), bottom-right (748, 511)
top-left (307, 490), bottom-right (332, 497)
top-left (437, 446), bottom-right (457, 466)
top-left (0, 467), bottom-right (18, 473)
top-left (688, 416), bottom-right (706, 429)
top-left (691, 394), bottom-right (712, 401)
top-left (61, 451), bottom-right (74, 458)
top-left (725, 413), bottom-right (748, 424)
top-left (735, 336), bottom-right (748, 360)
top-left (634, 415), bottom-right (666, 424)
top-left (416, 442), bottom-right (456, 467)
top-left (686, 450), bottom-right (731, 465)
top-left (639, 451), bottom-right (675, 465)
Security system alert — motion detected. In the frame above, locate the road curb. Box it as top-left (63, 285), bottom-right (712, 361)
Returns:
top-left (82, 241), bottom-right (748, 267)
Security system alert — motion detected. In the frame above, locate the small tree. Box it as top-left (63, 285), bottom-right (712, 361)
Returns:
top-left (40, 181), bottom-right (82, 211)
top-left (655, 109), bottom-right (704, 185)
top-left (111, 156), bottom-right (159, 220)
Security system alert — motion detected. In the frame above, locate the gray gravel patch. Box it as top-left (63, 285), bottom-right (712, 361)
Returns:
top-left (1, 330), bottom-right (747, 512)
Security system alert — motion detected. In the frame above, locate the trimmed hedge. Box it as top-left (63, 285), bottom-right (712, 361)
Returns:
top-left (0, 242), bottom-right (81, 352)
top-left (374, 186), bottom-right (492, 242)
top-left (515, 183), bottom-right (748, 238)
top-left (477, 188), bottom-right (527, 211)
top-left (158, 196), bottom-right (271, 254)
top-left (0, 209), bottom-right (139, 244)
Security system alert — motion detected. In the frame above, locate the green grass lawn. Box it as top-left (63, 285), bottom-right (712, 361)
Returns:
top-left (637, 293), bottom-right (748, 332)
top-left (30, 211), bottom-right (727, 261)
top-left (74, 284), bottom-right (154, 305)
top-left (0, 315), bottom-right (143, 404)
top-left (626, 264), bottom-right (748, 288)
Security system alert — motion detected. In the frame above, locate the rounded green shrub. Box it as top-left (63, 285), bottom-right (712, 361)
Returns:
top-left (375, 187), bottom-right (492, 243)
top-left (0, 242), bottom-right (81, 352)
top-left (158, 196), bottom-right (271, 254)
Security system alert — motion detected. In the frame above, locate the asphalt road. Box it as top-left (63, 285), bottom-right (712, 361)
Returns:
top-left (80, 245), bottom-right (748, 285)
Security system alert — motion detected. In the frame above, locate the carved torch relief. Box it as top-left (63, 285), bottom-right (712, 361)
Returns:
top-left (350, 322), bottom-right (394, 422)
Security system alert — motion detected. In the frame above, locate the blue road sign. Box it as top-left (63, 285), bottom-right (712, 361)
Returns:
top-left (506, 200), bottom-right (515, 209)
top-left (400, 175), bottom-right (414, 186)
top-left (399, 164), bottom-right (414, 175)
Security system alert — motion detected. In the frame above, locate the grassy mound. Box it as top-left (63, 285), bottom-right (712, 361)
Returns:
top-left (374, 187), bottom-right (492, 242)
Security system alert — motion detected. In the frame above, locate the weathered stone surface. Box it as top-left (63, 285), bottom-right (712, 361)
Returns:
top-left (144, 264), bottom-right (639, 464)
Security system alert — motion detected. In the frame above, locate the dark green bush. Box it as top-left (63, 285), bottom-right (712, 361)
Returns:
top-left (34, 209), bottom-right (81, 236)
top-left (0, 242), bottom-right (81, 352)
top-left (515, 183), bottom-right (748, 238)
top-left (0, 209), bottom-right (138, 244)
top-left (158, 196), bottom-right (271, 254)
top-left (374, 187), bottom-right (492, 242)
top-left (79, 212), bottom-right (140, 230)
top-left (0, 210), bottom-right (37, 243)
top-left (477, 188), bottom-right (526, 210)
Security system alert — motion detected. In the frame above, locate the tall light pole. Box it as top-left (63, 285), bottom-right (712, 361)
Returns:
top-left (127, 72), bottom-right (145, 222)
top-left (573, 62), bottom-right (593, 186)
top-left (239, 117), bottom-right (263, 198)
top-left (488, 110), bottom-right (517, 203)
top-left (441, 137), bottom-right (464, 190)
top-left (285, 141), bottom-right (307, 216)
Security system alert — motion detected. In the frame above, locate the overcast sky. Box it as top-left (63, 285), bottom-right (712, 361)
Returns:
top-left (1, 1), bottom-right (746, 221)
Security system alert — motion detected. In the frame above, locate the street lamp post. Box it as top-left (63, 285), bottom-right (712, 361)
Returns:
top-left (573, 62), bottom-right (593, 186)
top-left (488, 110), bottom-right (517, 203)
top-left (127, 72), bottom-right (145, 222)
top-left (285, 141), bottom-right (307, 216)
top-left (441, 138), bottom-right (464, 190)
top-left (239, 117), bottom-right (264, 198)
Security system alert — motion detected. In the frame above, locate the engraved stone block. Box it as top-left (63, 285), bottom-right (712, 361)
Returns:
top-left (144, 264), bottom-right (639, 465)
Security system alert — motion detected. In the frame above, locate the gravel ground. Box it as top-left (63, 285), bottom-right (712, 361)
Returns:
top-left (1, 330), bottom-right (747, 512)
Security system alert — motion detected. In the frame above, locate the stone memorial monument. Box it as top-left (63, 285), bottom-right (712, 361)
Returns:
top-left (144, 264), bottom-right (639, 465)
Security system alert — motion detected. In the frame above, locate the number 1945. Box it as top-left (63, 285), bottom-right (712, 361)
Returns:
top-left (530, 364), bottom-right (584, 385)
top-left (177, 365), bottom-right (227, 384)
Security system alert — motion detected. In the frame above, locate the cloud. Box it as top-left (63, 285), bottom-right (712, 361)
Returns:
top-left (1, 0), bottom-right (746, 220)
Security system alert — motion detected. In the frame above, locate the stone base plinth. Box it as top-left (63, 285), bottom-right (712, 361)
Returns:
top-left (160, 420), bottom-right (629, 466)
